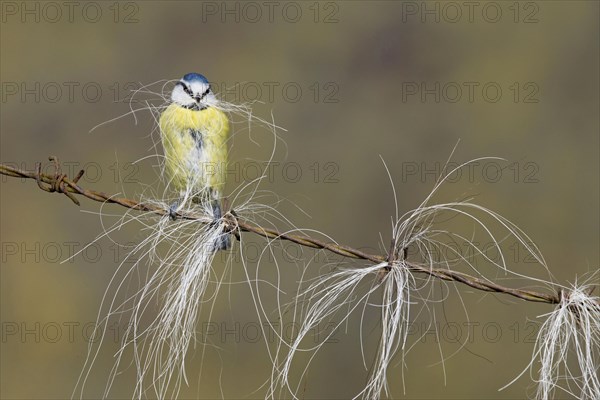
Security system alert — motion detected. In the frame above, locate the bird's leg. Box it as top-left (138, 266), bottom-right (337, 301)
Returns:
top-left (211, 198), bottom-right (222, 220)
top-left (210, 198), bottom-right (231, 251)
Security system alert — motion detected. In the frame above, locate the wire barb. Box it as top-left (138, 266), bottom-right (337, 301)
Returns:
top-left (33, 156), bottom-right (82, 205)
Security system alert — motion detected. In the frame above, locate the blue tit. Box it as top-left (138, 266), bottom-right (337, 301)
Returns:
top-left (159, 73), bottom-right (230, 250)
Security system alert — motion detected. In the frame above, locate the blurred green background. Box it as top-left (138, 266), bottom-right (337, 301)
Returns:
top-left (1, 1), bottom-right (598, 399)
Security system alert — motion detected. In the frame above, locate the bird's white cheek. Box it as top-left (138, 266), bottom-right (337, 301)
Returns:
top-left (202, 93), bottom-right (218, 107)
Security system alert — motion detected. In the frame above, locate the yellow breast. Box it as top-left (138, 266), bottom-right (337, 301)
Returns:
top-left (159, 104), bottom-right (229, 196)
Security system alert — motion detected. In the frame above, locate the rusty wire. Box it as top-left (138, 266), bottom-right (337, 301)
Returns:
top-left (0, 158), bottom-right (575, 305)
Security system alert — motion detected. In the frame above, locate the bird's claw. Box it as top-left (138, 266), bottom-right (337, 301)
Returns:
top-left (169, 201), bottom-right (180, 221)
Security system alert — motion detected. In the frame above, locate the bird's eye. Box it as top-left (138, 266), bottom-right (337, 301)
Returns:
top-left (178, 82), bottom-right (194, 97)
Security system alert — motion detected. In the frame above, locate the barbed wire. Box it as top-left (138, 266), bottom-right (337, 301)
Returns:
top-left (4, 157), bottom-right (591, 306)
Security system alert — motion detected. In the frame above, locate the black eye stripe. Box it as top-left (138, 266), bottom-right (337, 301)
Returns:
top-left (176, 81), bottom-right (194, 97)
top-left (200, 86), bottom-right (211, 99)
top-left (177, 81), bottom-right (211, 101)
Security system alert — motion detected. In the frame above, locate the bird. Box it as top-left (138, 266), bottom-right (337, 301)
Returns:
top-left (159, 73), bottom-right (230, 250)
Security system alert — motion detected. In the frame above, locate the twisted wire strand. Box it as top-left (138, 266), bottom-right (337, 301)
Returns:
top-left (1, 158), bottom-right (577, 306)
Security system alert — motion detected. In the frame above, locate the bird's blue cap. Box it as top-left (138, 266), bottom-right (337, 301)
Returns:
top-left (182, 73), bottom-right (209, 84)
